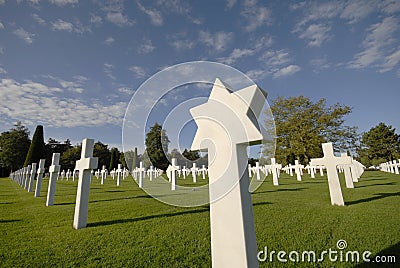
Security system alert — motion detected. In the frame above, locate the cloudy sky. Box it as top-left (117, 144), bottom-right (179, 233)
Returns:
top-left (0, 0), bottom-right (399, 152)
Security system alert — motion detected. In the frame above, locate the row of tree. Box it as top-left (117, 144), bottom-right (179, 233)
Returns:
top-left (1, 96), bottom-right (399, 175)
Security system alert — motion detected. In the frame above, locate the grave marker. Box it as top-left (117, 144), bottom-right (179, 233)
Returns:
top-left (46, 153), bottom-right (60, 206)
top-left (73, 138), bottom-right (98, 229)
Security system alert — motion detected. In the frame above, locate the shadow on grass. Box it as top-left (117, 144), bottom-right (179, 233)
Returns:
top-left (346, 192), bottom-right (400, 206)
top-left (253, 201), bottom-right (273, 206)
top-left (355, 242), bottom-right (399, 267)
top-left (0, 219), bottom-right (21, 223)
top-left (253, 187), bottom-right (307, 195)
top-left (0, 202), bottom-right (13, 204)
top-left (357, 182), bottom-right (396, 188)
top-left (104, 190), bottom-right (127, 193)
top-left (87, 208), bottom-right (209, 227)
top-left (55, 195), bottom-right (153, 206)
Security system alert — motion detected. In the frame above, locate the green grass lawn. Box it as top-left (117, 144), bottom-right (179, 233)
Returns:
top-left (0, 171), bottom-right (399, 267)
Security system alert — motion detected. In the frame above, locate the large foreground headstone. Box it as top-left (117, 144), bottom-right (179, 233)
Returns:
top-left (73, 139), bottom-right (98, 229)
top-left (46, 153), bottom-right (60, 206)
top-left (190, 78), bottom-right (266, 268)
top-left (311, 143), bottom-right (352, 206)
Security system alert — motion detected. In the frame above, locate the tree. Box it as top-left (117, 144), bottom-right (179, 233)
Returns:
top-left (109, 147), bottom-right (120, 170)
top-left (145, 123), bottom-right (170, 170)
top-left (267, 96), bottom-right (356, 166)
top-left (24, 125), bottom-right (45, 166)
top-left (0, 122), bottom-right (31, 172)
top-left (44, 138), bottom-right (73, 168)
top-left (60, 145), bottom-right (81, 171)
top-left (119, 152), bottom-right (127, 168)
top-left (93, 141), bottom-right (111, 170)
top-left (182, 149), bottom-right (200, 161)
top-left (357, 123), bottom-right (400, 166)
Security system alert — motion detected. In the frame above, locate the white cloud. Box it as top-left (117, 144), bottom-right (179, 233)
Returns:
top-left (226, 0), bottom-right (236, 9)
top-left (0, 22), bottom-right (4, 29)
top-left (380, 48), bottom-right (400, 73)
top-left (90, 14), bottom-right (103, 25)
top-left (199, 30), bottom-right (233, 52)
top-left (137, 1), bottom-right (163, 26)
top-left (0, 78), bottom-right (127, 128)
top-left (219, 48), bottom-right (256, 64)
top-left (51, 19), bottom-right (74, 32)
top-left (167, 32), bottom-right (195, 50)
top-left (0, 67), bottom-right (6, 74)
top-left (128, 66), bottom-right (147, 78)
top-left (241, 0), bottom-right (272, 32)
top-left (118, 87), bottom-right (135, 95)
top-left (13, 27), bottom-right (35, 44)
top-left (104, 37), bottom-right (115, 45)
top-left (32, 14), bottom-right (46, 25)
top-left (245, 69), bottom-right (270, 80)
top-left (340, 0), bottom-right (378, 23)
top-left (104, 63), bottom-right (116, 80)
top-left (0, 0), bottom-right (5, 5)
top-left (106, 12), bottom-right (134, 27)
top-left (310, 56), bottom-right (331, 72)
top-left (348, 17), bottom-right (399, 69)
top-left (49, 0), bottom-right (78, 6)
top-left (382, 0), bottom-right (400, 14)
top-left (298, 23), bottom-right (331, 47)
top-left (262, 50), bottom-right (291, 67)
top-left (137, 39), bottom-right (155, 54)
top-left (397, 69), bottom-right (400, 78)
top-left (273, 65), bottom-right (301, 78)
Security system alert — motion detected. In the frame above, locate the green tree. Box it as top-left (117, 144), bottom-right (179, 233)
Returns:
top-left (44, 138), bottom-right (72, 168)
top-left (93, 141), bottom-right (111, 170)
top-left (0, 122), bottom-right (31, 171)
top-left (267, 96), bottom-right (356, 166)
top-left (24, 125), bottom-right (45, 166)
top-left (60, 145), bottom-right (81, 171)
top-left (109, 147), bottom-right (120, 170)
top-left (119, 151), bottom-right (127, 168)
top-left (145, 123), bottom-right (170, 171)
top-left (182, 149), bottom-right (200, 161)
top-left (357, 123), bottom-right (400, 166)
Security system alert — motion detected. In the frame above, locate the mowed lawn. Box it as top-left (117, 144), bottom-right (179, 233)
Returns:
top-left (0, 171), bottom-right (399, 267)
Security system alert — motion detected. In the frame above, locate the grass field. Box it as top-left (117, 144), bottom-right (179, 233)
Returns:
top-left (0, 171), bottom-right (399, 267)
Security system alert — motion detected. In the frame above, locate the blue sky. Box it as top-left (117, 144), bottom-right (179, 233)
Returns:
top-left (0, 0), bottom-right (399, 153)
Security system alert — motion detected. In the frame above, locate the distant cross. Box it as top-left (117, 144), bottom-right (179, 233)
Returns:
top-left (191, 163), bottom-right (198, 183)
top-left (270, 158), bottom-right (280, 186)
top-left (311, 142), bottom-right (352, 206)
top-left (116, 164), bottom-right (123, 186)
top-left (46, 153), bottom-right (60, 206)
top-left (293, 160), bottom-right (303, 181)
top-left (24, 165), bottom-right (31, 190)
top-left (101, 165), bottom-right (107, 185)
top-left (190, 78), bottom-right (266, 267)
top-left (73, 138), bottom-right (98, 229)
top-left (28, 163), bottom-right (37, 192)
top-left (138, 161), bottom-right (145, 188)
top-left (34, 159), bottom-right (45, 197)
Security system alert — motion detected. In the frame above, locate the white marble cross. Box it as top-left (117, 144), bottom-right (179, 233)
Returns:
top-left (24, 165), bottom-right (31, 190)
top-left (138, 161), bottom-right (145, 188)
top-left (46, 153), bottom-right (60, 206)
top-left (28, 163), bottom-right (37, 192)
top-left (100, 165), bottom-right (107, 185)
top-left (270, 158), bottom-right (280, 186)
top-left (191, 163), bottom-right (198, 183)
top-left (311, 142), bottom-right (352, 206)
top-left (34, 159), bottom-right (45, 197)
top-left (293, 160), bottom-right (303, 181)
top-left (190, 78), bottom-right (266, 268)
top-left (73, 138), bottom-right (98, 229)
top-left (340, 153), bottom-right (354, 188)
top-left (116, 164), bottom-right (123, 186)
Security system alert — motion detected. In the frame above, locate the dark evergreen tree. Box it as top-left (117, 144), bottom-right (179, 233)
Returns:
top-left (24, 125), bottom-right (45, 166)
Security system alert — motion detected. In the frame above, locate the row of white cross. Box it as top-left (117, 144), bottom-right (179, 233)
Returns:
top-left (379, 160), bottom-right (400, 174)
top-left (9, 159), bottom-right (46, 198)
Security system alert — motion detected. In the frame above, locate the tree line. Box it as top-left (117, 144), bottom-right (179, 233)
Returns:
top-left (1, 95), bottom-right (399, 175)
